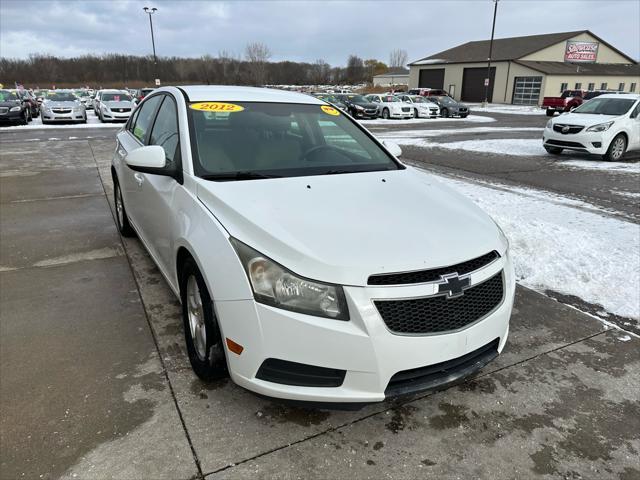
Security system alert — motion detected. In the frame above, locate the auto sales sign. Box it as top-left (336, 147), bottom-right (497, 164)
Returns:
top-left (565, 41), bottom-right (599, 63)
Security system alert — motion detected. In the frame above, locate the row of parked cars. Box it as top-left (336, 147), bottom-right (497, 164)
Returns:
top-left (0, 86), bottom-right (156, 126)
top-left (311, 88), bottom-right (469, 120)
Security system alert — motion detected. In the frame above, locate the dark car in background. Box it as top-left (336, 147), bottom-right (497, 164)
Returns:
top-left (0, 89), bottom-right (31, 125)
top-left (134, 87), bottom-right (155, 104)
top-left (310, 93), bottom-right (348, 112)
top-left (429, 95), bottom-right (469, 118)
top-left (17, 90), bottom-right (39, 118)
top-left (333, 94), bottom-right (379, 119)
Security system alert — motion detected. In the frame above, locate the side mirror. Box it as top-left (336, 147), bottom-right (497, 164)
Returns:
top-left (382, 140), bottom-right (402, 158)
top-left (125, 145), bottom-right (166, 171)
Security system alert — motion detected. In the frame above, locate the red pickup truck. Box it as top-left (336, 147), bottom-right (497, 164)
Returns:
top-left (542, 90), bottom-right (586, 116)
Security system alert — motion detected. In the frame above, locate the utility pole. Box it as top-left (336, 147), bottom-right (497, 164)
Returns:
top-left (483, 0), bottom-right (499, 106)
top-left (143, 7), bottom-right (159, 85)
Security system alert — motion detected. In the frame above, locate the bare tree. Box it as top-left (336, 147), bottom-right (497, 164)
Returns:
top-left (244, 42), bottom-right (272, 85)
top-left (346, 55), bottom-right (365, 84)
top-left (389, 49), bottom-right (408, 68)
top-left (311, 58), bottom-right (331, 84)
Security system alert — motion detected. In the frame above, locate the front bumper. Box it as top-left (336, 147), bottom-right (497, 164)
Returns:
top-left (0, 110), bottom-right (24, 122)
top-left (101, 109), bottom-right (132, 121)
top-left (42, 110), bottom-right (86, 122)
top-left (217, 253), bottom-right (515, 403)
top-left (388, 108), bottom-right (413, 119)
top-left (543, 127), bottom-right (610, 154)
top-left (415, 107), bottom-right (439, 118)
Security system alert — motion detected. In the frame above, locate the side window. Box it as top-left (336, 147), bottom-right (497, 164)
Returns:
top-left (631, 103), bottom-right (640, 119)
top-left (131, 95), bottom-right (162, 144)
top-left (127, 107), bottom-right (141, 134)
top-left (149, 97), bottom-right (179, 165)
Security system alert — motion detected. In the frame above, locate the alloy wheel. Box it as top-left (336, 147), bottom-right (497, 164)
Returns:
top-left (186, 275), bottom-right (208, 361)
top-left (115, 184), bottom-right (125, 228)
top-left (611, 137), bottom-right (625, 161)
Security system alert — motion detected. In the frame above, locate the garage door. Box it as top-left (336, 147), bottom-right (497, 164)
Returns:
top-left (461, 67), bottom-right (496, 102)
top-left (512, 76), bottom-right (543, 105)
top-left (418, 69), bottom-right (445, 89)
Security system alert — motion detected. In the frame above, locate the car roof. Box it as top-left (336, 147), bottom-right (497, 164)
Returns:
top-left (598, 93), bottom-right (640, 99)
top-left (179, 85), bottom-right (324, 105)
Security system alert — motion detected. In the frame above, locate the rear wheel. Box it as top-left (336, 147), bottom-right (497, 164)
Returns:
top-left (114, 179), bottom-right (135, 237)
top-left (382, 108), bottom-right (390, 119)
top-left (441, 108), bottom-right (449, 118)
top-left (180, 258), bottom-right (228, 381)
top-left (603, 134), bottom-right (627, 162)
top-left (544, 146), bottom-right (563, 155)
top-left (18, 111), bottom-right (28, 125)
top-left (413, 108), bottom-right (419, 118)
top-left (546, 109), bottom-right (555, 117)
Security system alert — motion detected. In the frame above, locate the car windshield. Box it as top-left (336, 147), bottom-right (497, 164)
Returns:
top-left (410, 97), bottom-right (428, 103)
top-left (382, 96), bottom-right (400, 102)
top-left (573, 97), bottom-right (636, 115)
top-left (0, 90), bottom-right (19, 101)
top-left (189, 102), bottom-right (401, 180)
top-left (437, 96), bottom-right (456, 105)
top-left (75, 91), bottom-right (89, 97)
top-left (347, 95), bottom-right (368, 103)
top-left (102, 93), bottom-right (132, 102)
top-left (47, 92), bottom-right (77, 101)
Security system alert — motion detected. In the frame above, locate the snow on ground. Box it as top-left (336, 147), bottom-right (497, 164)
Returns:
top-left (396, 138), bottom-right (546, 156)
top-left (0, 111), bottom-right (122, 130)
top-left (466, 103), bottom-right (546, 116)
top-left (359, 114), bottom-right (495, 126)
top-left (378, 126), bottom-right (543, 139)
top-left (558, 159), bottom-right (640, 174)
top-left (420, 169), bottom-right (640, 321)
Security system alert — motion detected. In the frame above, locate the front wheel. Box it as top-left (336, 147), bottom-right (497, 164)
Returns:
top-left (19, 112), bottom-right (28, 125)
top-left (441, 108), bottom-right (449, 118)
top-left (603, 134), bottom-right (627, 162)
top-left (180, 258), bottom-right (228, 382)
top-left (382, 108), bottom-right (390, 119)
top-left (114, 179), bottom-right (135, 237)
top-left (413, 108), bottom-right (419, 118)
top-left (460, 113), bottom-right (468, 118)
top-left (544, 146), bottom-right (563, 155)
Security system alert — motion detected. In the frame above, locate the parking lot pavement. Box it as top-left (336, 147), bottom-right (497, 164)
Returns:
top-left (1, 129), bottom-right (639, 479)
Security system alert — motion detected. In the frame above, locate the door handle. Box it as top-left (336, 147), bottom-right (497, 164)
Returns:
top-left (134, 173), bottom-right (144, 186)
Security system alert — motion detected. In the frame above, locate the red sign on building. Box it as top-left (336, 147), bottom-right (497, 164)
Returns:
top-left (564, 41), bottom-right (599, 63)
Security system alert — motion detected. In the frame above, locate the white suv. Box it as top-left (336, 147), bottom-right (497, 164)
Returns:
top-left (112, 86), bottom-right (514, 405)
top-left (366, 94), bottom-right (413, 120)
top-left (543, 93), bottom-right (640, 161)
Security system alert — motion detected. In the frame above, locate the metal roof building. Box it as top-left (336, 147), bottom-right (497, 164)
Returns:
top-left (408, 30), bottom-right (639, 105)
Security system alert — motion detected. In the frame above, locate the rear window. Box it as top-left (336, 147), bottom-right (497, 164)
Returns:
top-left (188, 102), bottom-right (401, 180)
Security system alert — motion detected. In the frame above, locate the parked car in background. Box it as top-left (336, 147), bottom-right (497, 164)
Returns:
top-left (543, 93), bottom-right (640, 161)
top-left (33, 89), bottom-right (49, 104)
top-left (135, 87), bottom-right (155, 104)
top-left (92, 90), bottom-right (103, 112)
top-left (16, 89), bottom-right (39, 118)
top-left (112, 85), bottom-right (514, 404)
top-left (0, 89), bottom-right (31, 125)
top-left (96, 90), bottom-right (135, 122)
top-left (396, 94), bottom-right (440, 118)
top-left (408, 88), bottom-right (450, 97)
top-left (333, 94), bottom-right (379, 119)
top-left (429, 96), bottom-right (469, 118)
top-left (41, 90), bottom-right (87, 124)
top-left (366, 94), bottom-right (413, 120)
top-left (310, 93), bottom-right (348, 112)
top-left (74, 90), bottom-right (92, 109)
top-left (542, 89), bottom-right (587, 116)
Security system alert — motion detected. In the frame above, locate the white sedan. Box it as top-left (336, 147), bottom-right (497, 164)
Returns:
top-left (543, 93), bottom-right (640, 161)
top-left (112, 86), bottom-right (514, 405)
top-left (366, 94), bottom-right (413, 120)
top-left (397, 94), bottom-right (440, 118)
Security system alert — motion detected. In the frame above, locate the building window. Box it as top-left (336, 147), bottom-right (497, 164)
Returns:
top-left (601, 82), bottom-right (608, 90)
top-left (631, 83), bottom-right (637, 93)
top-left (512, 76), bottom-right (543, 105)
top-left (560, 82), bottom-right (568, 92)
top-left (618, 83), bottom-right (625, 91)
top-left (588, 83), bottom-right (595, 91)
top-left (575, 82), bottom-right (582, 90)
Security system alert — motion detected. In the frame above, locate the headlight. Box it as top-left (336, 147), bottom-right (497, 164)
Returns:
top-left (9, 106), bottom-right (21, 112)
top-left (231, 239), bottom-right (349, 320)
top-left (586, 121), bottom-right (614, 132)
top-left (355, 105), bottom-right (364, 111)
top-left (102, 104), bottom-right (109, 111)
top-left (546, 119), bottom-right (553, 129)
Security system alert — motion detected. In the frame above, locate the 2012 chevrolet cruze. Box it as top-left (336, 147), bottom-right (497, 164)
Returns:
top-left (112, 86), bottom-right (514, 405)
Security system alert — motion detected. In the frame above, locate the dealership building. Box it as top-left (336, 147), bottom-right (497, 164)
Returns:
top-left (408, 30), bottom-right (639, 105)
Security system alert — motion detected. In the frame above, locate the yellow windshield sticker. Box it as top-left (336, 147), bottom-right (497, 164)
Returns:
top-left (190, 102), bottom-right (244, 112)
top-left (321, 105), bottom-right (340, 116)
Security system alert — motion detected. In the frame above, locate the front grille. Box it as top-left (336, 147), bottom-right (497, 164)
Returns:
top-left (255, 358), bottom-right (346, 387)
top-left (0, 107), bottom-right (8, 114)
top-left (364, 109), bottom-right (377, 114)
top-left (553, 124), bottom-right (584, 134)
top-left (385, 338), bottom-right (499, 397)
top-left (368, 251), bottom-right (499, 286)
top-left (52, 108), bottom-right (71, 113)
top-left (546, 139), bottom-right (586, 148)
top-left (459, 108), bottom-right (468, 112)
top-left (401, 107), bottom-right (410, 112)
top-left (114, 108), bottom-right (131, 113)
top-left (374, 271), bottom-right (504, 335)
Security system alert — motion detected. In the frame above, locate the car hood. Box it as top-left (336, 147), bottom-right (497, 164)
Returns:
top-left (552, 112), bottom-right (619, 125)
top-left (0, 101), bottom-right (21, 108)
top-left (195, 167), bottom-right (505, 286)
top-left (104, 101), bottom-right (133, 108)
top-left (44, 101), bottom-right (80, 108)
top-left (352, 101), bottom-right (378, 109)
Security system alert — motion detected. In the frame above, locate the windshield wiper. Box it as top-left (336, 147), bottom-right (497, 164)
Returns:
top-left (199, 171), bottom-right (282, 181)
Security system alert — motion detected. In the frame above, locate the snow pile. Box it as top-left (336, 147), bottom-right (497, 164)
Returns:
top-left (466, 103), bottom-right (545, 116)
top-left (398, 138), bottom-right (547, 156)
top-left (378, 126), bottom-right (543, 140)
top-left (559, 160), bottom-right (640, 174)
top-left (425, 171), bottom-right (640, 320)
top-left (360, 115), bottom-right (495, 126)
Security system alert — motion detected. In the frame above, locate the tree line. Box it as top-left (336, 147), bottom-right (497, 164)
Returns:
top-left (0, 45), bottom-right (409, 88)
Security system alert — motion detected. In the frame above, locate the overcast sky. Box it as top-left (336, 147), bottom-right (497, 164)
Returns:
top-left (1, 0), bottom-right (638, 65)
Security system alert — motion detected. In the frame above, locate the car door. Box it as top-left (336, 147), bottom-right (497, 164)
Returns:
top-left (115, 94), bottom-right (163, 236)
top-left (133, 94), bottom-right (182, 273)
top-left (629, 102), bottom-right (640, 151)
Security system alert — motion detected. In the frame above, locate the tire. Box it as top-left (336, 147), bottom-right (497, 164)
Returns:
top-left (441, 108), bottom-right (449, 118)
top-left (19, 111), bottom-right (28, 125)
top-left (180, 257), bottom-right (228, 382)
top-left (460, 114), bottom-right (468, 118)
top-left (602, 134), bottom-right (627, 162)
top-left (546, 109), bottom-right (555, 117)
top-left (113, 179), bottom-right (135, 237)
top-left (544, 146), bottom-right (563, 155)
top-left (382, 108), bottom-right (390, 119)
top-left (414, 108), bottom-right (419, 118)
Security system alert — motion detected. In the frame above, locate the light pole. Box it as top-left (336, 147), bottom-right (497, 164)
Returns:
top-left (143, 7), bottom-right (159, 85)
top-left (483, 0), bottom-right (499, 106)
